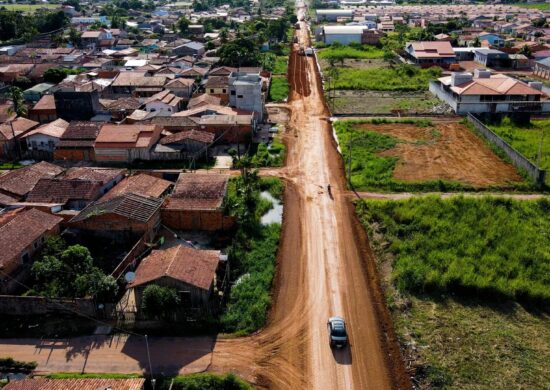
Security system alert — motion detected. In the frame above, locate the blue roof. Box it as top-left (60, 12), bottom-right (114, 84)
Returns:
top-left (536, 57), bottom-right (550, 67)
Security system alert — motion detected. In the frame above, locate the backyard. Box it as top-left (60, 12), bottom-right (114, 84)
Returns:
top-left (488, 118), bottom-right (550, 185)
top-left (334, 119), bottom-right (524, 191)
top-left (356, 196), bottom-right (550, 388)
top-left (269, 76), bottom-right (289, 102)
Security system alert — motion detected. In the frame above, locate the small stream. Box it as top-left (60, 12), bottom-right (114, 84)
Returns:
top-left (260, 191), bottom-right (283, 225)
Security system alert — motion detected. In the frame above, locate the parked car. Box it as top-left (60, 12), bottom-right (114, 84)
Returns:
top-left (327, 316), bottom-right (348, 348)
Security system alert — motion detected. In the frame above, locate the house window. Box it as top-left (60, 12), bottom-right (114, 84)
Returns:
top-left (231, 91), bottom-right (236, 96)
top-left (210, 89), bottom-right (214, 93)
top-left (21, 253), bottom-right (30, 264)
top-left (222, 89), bottom-right (226, 93)
top-left (237, 95), bottom-right (243, 99)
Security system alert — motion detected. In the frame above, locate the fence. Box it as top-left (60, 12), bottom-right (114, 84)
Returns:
top-left (0, 295), bottom-right (114, 318)
top-left (467, 113), bottom-right (546, 185)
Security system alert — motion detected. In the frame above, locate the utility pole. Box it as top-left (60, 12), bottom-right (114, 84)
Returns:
top-left (145, 335), bottom-right (155, 389)
top-left (348, 136), bottom-right (353, 187)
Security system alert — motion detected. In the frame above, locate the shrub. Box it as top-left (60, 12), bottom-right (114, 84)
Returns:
top-left (142, 285), bottom-right (181, 320)
top-left (168, 373), bottom-right (253, 390)
top-left (318, 44), bottom-right (385, 60)
top-left (0, 357), bottom-right (37, 372)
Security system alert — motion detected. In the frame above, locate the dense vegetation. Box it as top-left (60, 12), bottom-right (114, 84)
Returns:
top-left (489, 118), bottom-right (550, 185)
top-left (269, 76), bottom-right (289, 102)
top-left (330, 65), bottom-right (441, 91)
top-left (357, 196), bottom-right (550, 304)
top-left (334, 119), bottom-right (469, 192)
top-left (0, 357), bottom-right (37, 373)
top-left (251, 137), bottom-right (285, 167)
top-left (160, 373), bottom-right (253, 390)
top-left (0, 9), bottom-right (68, 42)
top-left (222, 171), bottom-right (283, 334)
top-left (28, 237), bottom-right (118, 301)
top-left (318, 43), bottom-right (385, 61)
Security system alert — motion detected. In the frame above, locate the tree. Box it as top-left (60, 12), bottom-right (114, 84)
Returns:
top-left (218, 38), bottom-right (260, 67)
top-left (44, 68), bottom-right (69, 84)
top-left (177, 16), bottom-right (190, 35)
top-left (62, 0), bottom-right (81, 12)
top-left (471, 36), bottom-right (481, 47)
top-left (32, 243), bottom-right (118, 300)
top-left (519, 44), bottom-right (532, 57)
top-left (6, 86), bottom-right (27, 160)
top-left (141, 285), bottom-right (180, 320)
top-left (68, 26), bottom-right (82, 48)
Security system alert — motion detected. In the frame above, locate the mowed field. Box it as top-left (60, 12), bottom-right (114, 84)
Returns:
top-left (335, 119), bottom-right (523, 191)
top-left (0, 3), bottom-right (59, 12)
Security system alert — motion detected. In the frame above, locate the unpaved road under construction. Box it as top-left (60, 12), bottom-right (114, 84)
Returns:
top-left (0, 12), bottom-right (410, 390)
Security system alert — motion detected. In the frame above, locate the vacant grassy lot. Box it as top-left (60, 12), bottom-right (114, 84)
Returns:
top-left (269, 76), bottom-right (289, 102)
top-left (330, 90), bottom-right (440, 115)
top-left (334, 120), bottom-right (523, 191)
top-left (489, 118), bottom-right (550, 185)
top-left (273, 56), bottom-right (288, 75)
top-left (357, 196), bottom-right (550, 388)
top-left (515, 2), bottom-right (550, 9)
top-left (318, 44), bottom-right (385, 60)
top-left (0, 3), bottom-right (59, 12)
top-left (320, 58), bottom-right (389, 71)
top-left (330, 65), bottom-right (441, 91)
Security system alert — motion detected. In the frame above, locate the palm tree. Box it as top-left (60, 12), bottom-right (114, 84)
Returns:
top-left (7, 87), bottom-right (28, 161)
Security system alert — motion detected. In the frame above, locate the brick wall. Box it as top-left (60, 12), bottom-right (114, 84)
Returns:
top-left (161, 209), bottom-right (236, 231)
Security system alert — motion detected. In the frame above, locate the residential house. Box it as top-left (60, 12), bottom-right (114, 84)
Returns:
top-left (148, 116), bottom-right (198, 133)
top-left (23, 119), bottom-right (70, 155)
top-left (61, 167), bottom-right (125, 194)
top-left (94, 123), bottom-right (162, 162)
top-left (54, 121), bottom-right (103, 161)
top-left (209, 66), bottom-right (237, 77)
top-left (362, 29), bottom-right (383, 45)
top-left (28, 95), bottom-right (57, 123)
top-left (477, 32), bottom-right (505, 47)
top-left (106, 97), bottom-right (143, 121)
top-left (53, 88), bottom-right (103, 121)
top-left (187, 94), bottom-right (222, 109)
top-left (110, 72), bottom-right (168, 97)
top-left (165, 78), bottom-right (195, 99)
top-left (197, 114), bottom-right (255, 143)
top-left (25, 178), bottom-right (105, 210)
top-left (81, 29), bottom-right (113, 50)
top-left (474, 48), bottom-right (510, 68)
top-left (429, 70), bottom-right (550, 115)
top-left (154, 129), bottom-right (215, 160)
top-left (0, 161), bottom-right (64, 201)
top-left (144, 90), bottom-right (184, 116)
top-left (162, 173), bottom-right (234, 231)
top-left (0, 208), bottom-right (63, 294)
top-left (23, 83), bottom-right (55, 103)
top-left (405, 41), bottom-right (456, 66)
top-left (172, 42), bottom-right (205, 57)
top-left (179, 66), bottom-right (208, 79)
top-left (129, 242), bottom-right (223, 311)
top-left (0, 118), bottom-right (39, 159)
top-left (534, 57), bottom-right (550, 80)
top-left (204, 76), bottom-right (229, 98)
top-left (100, 173), bottom-right (173, 201)
top-left (2, 378), bottom-right (145, 390)
top-left (69, 193), bottom-right (162, 241)
top-left (228, 72), bottom-right (264, 120)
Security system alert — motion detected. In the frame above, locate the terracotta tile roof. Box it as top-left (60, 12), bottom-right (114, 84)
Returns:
top-left (60, 121), bottom-right (103, 140)
top-left (209, 66), bottom-right (237, 76)
top-left (130, 242), bottom-right (220, 290)
top-left (108, 97), bottom-right (143, 111)
top-left (408, 41), bottom-right (455, 58)
top-left (0, 208), bottom-right (63, 269)
top-left (160, 129), bottom-right (215, 145)
top-left (0, 161), bottom-right (64, 198)
top-left (0, 117), bottom-right (39, 141)
top-left (111, 72), bottom-right (167, 87)
top-left (32, 94), bottom-right (56, 111)
top-left (144, 90), bottom-right (182, 107)
top-left (172, 104), bottom-right (239, 117)
top-left (96, 124), bottom-right (160, 148)
top-left (440, 73), bottom-right (544, 96)
top-left (100, 173), bottom-right (172, 201)
top-left (62, 167), bottom-right (125, 183)
top-left (187, 94), bottom-right (221, 108)
top-left (204, 75), bottom-right (228, 88)
top-left (71, 192), bottom-right (162, 223)
top-left (2, 378), bottom-right (145, 390)
top-left (149, 116), bottom-right (198, 128)
top-left (165, 173), bottom-right (228, 211)
top-left (23, 118), bottom-right (69, 139)
top-left (26, 178), bottom-right (103, 204)
top-left (165, 78), bottom-right (195, 88)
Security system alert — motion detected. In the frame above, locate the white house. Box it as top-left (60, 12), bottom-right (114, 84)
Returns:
top-left (144, 90), bottom-right (184, 116)
top-left (323, 26), bottom-right (367, 45)
top-left (23, 119), bottom-right (70, 153)
top-left (429, 70), bottom-right (550, 115)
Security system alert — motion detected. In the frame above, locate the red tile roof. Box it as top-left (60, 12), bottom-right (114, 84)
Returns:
top-left (0, 117), bottom-right (39, 141)
top-left (164, 173), bottom-right (228, 211)
top-left (62, 167), bottom-right (125, 184)
top-left (130, 242), bottom-right (220, 290)
top-left (408, 41), bottom-right (455, 58)
top-left (160, 129), bottom-right (215, 145)
top-left (0, 208), bottom-right (63, 269)
top-left (26, 178), bottom-right (103, 204)
top-left (0, 161), bottom-right (64, 198)
top-left (2, 378), bottom-right (145, 390)
top-left (100, 173), bottom-right (172, 201)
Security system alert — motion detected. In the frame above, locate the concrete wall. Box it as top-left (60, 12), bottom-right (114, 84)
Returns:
top-left (467, 114), bottom-right (546, 186)
top-left (0, 295), bottom-right (113, 317)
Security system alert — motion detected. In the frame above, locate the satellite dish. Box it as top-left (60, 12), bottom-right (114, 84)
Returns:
top-left (124, 271), bottom-right (136, 283)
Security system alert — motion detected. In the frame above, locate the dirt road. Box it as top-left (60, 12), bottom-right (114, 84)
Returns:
top-left (0, 13), bottom-right (409, 390)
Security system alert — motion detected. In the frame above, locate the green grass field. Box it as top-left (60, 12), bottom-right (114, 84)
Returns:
top-left (357, 196), bottom-right (550, 388)
top-left (357, 196), bottom-right (550, 303)
top-left (269, 76), bottom-right (289, 102)
top-left (273, 56), bottom-right (288, 75)
top-left (330, 65), bottom-right (441, 91)
top-left (514, 2), bottom-right (550, 10)
top-left (318, 44), bottom-right (385, 61)
top-left (0, 3), bottom-right (59, 12)
top-left (489, 118), bottom-right (550, 185)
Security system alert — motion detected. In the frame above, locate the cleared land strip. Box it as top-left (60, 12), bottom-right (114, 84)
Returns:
top-left (355, 192), bottom-right (549, 200)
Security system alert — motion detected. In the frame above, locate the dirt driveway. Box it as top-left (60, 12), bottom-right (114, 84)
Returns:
top-left (358, 122), bottom-right (523, 187)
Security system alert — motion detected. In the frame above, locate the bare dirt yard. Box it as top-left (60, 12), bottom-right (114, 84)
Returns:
top-left (359, 121), bottom-right (523, 187)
